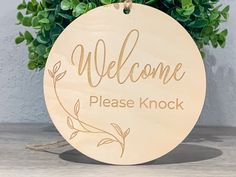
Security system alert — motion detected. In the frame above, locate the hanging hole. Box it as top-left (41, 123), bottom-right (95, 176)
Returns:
top-left (123, 8), bottom-right (130, 14)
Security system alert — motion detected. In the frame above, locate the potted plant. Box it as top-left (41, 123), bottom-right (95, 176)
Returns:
top-left (15, 0), bottom-right (229, 70)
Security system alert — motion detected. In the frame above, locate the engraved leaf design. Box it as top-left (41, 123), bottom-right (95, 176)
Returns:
top-left (48, 70), bottom-right (54, 78)
top-left (124, 128), bottom-right (130, 137)
top-left (111, 123), bottom-right (123, 137)
top-left (53, 61), bottom-right (61, 73)
top-left (70, 130), bottom-right (79, 140)
top-left (97, 138), bottom-right (115, 147)
top-left (67, 117), bottom-right (74, 129)
top-left (74, 99), bottom-right (80, 117)
top-left (50, 61), bottom-right (130, 157)
top-left (56, 71), bottom-right (66, 81)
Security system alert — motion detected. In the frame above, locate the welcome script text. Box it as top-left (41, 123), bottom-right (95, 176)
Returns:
top-left (69, 29), bottom-right (186, 111)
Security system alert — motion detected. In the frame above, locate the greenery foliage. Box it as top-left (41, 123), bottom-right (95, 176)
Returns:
top-left (15, 0), bottom-right (229, 70)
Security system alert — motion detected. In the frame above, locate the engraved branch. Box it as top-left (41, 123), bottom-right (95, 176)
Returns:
top-left (48, 61), bottom-right (130, 158)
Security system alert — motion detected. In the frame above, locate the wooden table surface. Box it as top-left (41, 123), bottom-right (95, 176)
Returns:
top-left (0, 123), bottom-right (235, 177)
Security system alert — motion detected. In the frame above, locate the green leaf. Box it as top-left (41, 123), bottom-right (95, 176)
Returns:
top-left (27, 2), bottom-right (36, 12)
top-left (15, 36), bottom-right (25, 44)
top-left (28, 52), bottom-right (38, 59)
top-left (48, 13), bottom-right (55, 23)
top-left (36, 44), bottom-right (47, 56)
top-left (194, 5), bottom-right (205, 17)
top-left (87, 2), bottom-right (97, 10)
top-left (165, 0), bottom-right (174, 4)
top-left (176, 5), bottom-right (195, 16)
top-left (221, 5), bottom-right (229, 20)
top-left (17, 12), bottom-right (24, 22)
top-left (24, 31), bottom-right (34, 44)
top-left (22, 16), bottom-right (32, 27)
top-left (17, 0), bottom-right (26, 10)
top-left (218, 36), bottom-right (226, 48)
top-left (38, 18), bottom-right (50, 24)
top-left (58, 13), bottom-right (73, 20)
top-left (71, 0), bottom-right (80, 8)
top-left (201, 26), bottom-right (213, 36)
top-left (38, 11), bottom-right (48, 18)
top-left (220, 29), bottom-right (228, 36)
top-left (44, 24), bottom-right (51, 30)
top-left (36, 34), bottom-right (50, 44)
top-left (171, 9), bottom-right (190, 22)
top-left (217, 29), bottom-right (228, 48)
top-left (31, 17), bottom-right (40, 28)
top-left (145, 0), bottom-right (157, 5)
top-left (210, 35), bottom-right (218, 48)
top-left (73, 3), bottom-right (87, 17)
top-left (61, 0), bottom-right (72, 10)
top-left (28, 60), bottom-right (37, 70)
top-left (100, 0), bottom-right (112, 5)
top-left (43, 51), bottom-right (49, 58)
top-left (209, 11), bottom-right (220, 21)
top-left (181, 0), bottom-right (192, 8)
top-left (31, 0), bottom-right (38, 6)
top-left (188, 19), bottom-right (208, 28)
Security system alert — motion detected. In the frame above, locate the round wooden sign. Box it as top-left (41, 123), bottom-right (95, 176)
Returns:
top-left (44, 3), bottom-right (206, 165)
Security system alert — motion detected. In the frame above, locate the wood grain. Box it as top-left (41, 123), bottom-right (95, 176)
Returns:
top-left (44, 3), bottom-right (206, 165)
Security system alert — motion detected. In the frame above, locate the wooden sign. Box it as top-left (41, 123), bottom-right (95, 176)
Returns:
top-left (44, 3), bottom-right (206, 165)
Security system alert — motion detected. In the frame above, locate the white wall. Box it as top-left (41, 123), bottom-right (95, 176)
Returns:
top-left (0, 1), bottom-right (49, 122)
top-left (0, 0), bottom-right (235, 126)
top-left (199, 0), bottom-right (236, 126)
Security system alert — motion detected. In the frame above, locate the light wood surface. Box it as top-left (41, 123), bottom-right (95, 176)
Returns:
top-left (1, 124), bottom-right (236, 177)
top-left (44, 3), bottom-right (206, 165)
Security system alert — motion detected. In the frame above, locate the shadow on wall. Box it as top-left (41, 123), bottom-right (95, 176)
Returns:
top-left (199, 52), bottom-right (236, 126)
